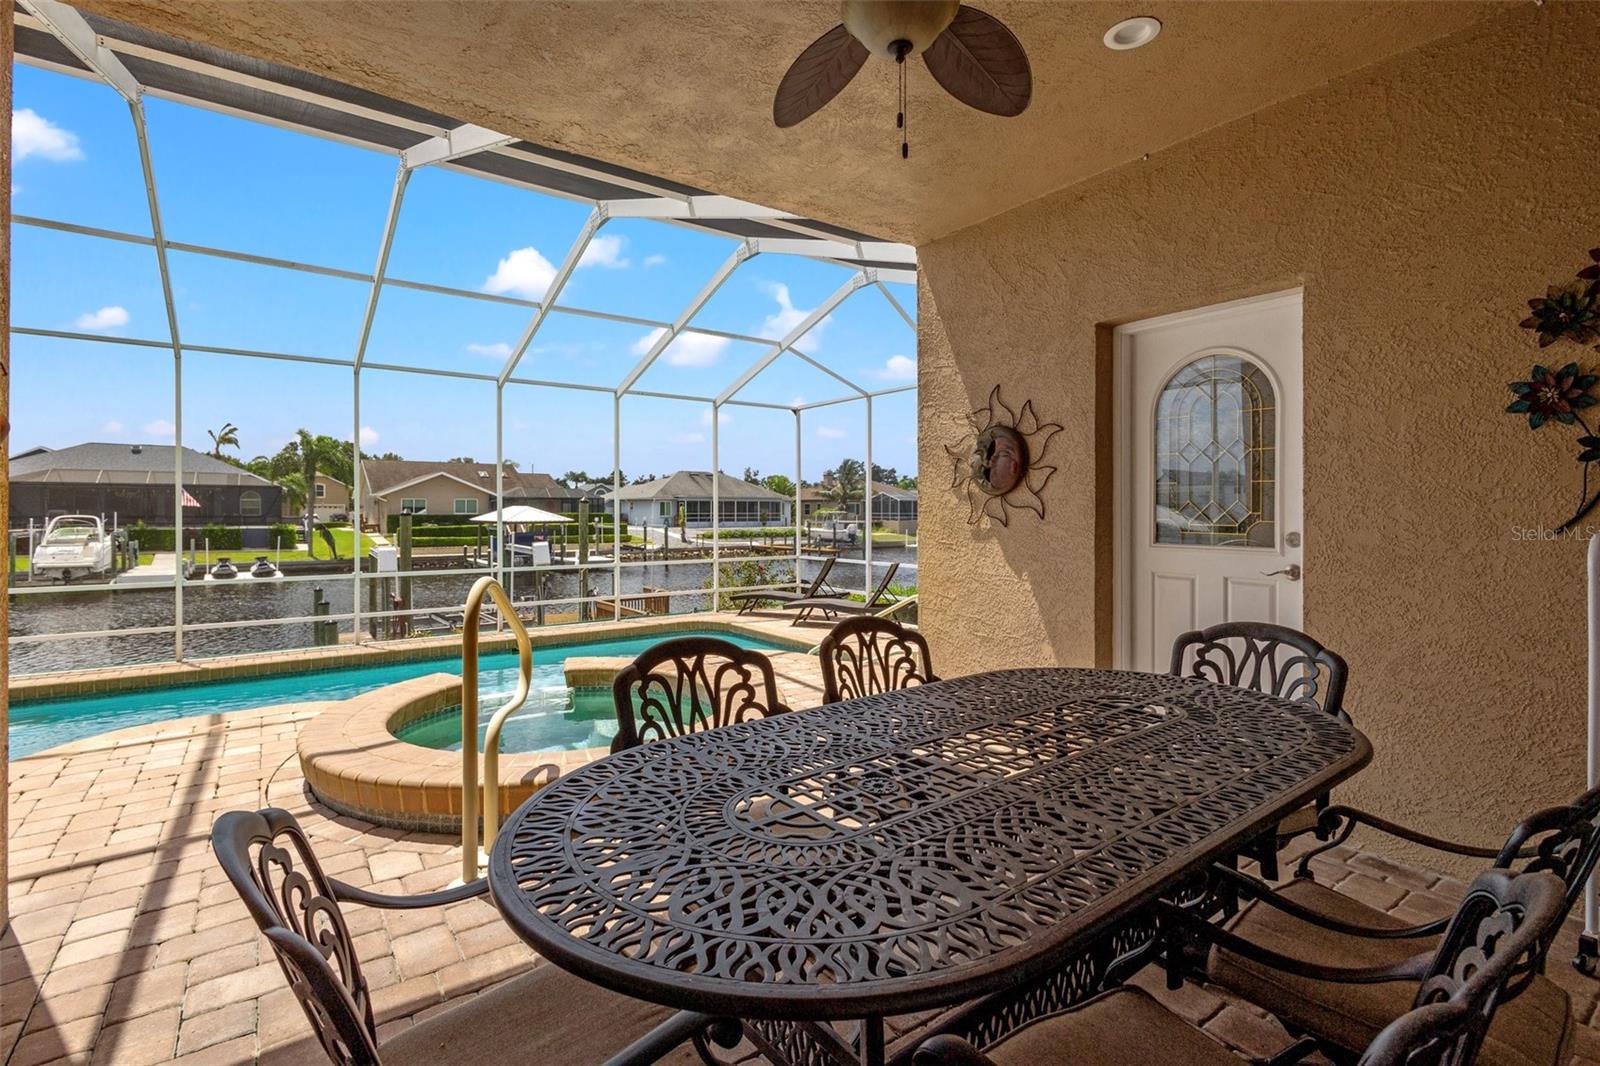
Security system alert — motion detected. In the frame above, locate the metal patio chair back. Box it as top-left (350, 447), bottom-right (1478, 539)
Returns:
top-left (212, 808), bottom-right (381, 1066)
top-left (1360, 870), bottom-right (1566, 1066)
top-left (611, 636), bottom-right (792, 751)
top-left (1170, 620), bottom-right (1349, 721)
top-left (818, 615), bottom-right (938, 704)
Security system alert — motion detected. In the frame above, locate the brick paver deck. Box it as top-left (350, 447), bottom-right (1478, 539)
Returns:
top-left (5, 625), bottom-right (1598, 1064)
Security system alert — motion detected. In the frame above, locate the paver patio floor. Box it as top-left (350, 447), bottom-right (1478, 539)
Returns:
top-left (5, 623), bottom-right (1599, 1064)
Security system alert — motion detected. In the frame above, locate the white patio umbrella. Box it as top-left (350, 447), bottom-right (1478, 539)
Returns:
top-left (470, 505), bottom-right (572, 524)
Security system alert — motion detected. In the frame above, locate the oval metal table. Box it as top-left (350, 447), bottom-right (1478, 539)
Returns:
top-left (489, 668), bottom-right (1371, 1066)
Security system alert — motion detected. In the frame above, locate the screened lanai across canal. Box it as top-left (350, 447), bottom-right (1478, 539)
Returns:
top-left (8, 0), bottom-right (919, 679)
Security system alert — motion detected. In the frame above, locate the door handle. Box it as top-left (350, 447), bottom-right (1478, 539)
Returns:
top-left (1260, 564), bottom-right (1302, 581)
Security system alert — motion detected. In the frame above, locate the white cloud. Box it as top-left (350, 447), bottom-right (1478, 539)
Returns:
top-left (142, 419), bottom-right (175, 441)
top-left (699, 408), bottom-right (732, 427)
top-left (465, 341), bottom-right (513, 359)
top-left (877, 354), bottom-right (917, 381)
top-left (762, 282), bottom-right (831, 355)
top-left (631, 327), bottom-right (731, 368)
top-left (790, 395), bottom-right (807, 407)
top-left (483, 247), bottom-right (556, 300)
top-left (14, 108), bottom-right (83, 163)
top-left (100, 420), bottom-right (124, 435)
top-left (73, 305), bottom-right (130, 331)
top-left (816, 425), bottom-right (847, 440)
top-left (578, 234), bottom-right (630, 269)
top-left (642, 254), bottom-right (667, 268)
top-left (359, 425), bottom-right (380, 447)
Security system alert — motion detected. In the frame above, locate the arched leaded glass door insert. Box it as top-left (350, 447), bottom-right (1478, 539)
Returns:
top-left (1153, 352), bottom-right (1277, 548)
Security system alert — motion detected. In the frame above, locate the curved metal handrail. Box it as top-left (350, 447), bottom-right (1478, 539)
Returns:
top-left (459, 576), bottom-right (532, 882)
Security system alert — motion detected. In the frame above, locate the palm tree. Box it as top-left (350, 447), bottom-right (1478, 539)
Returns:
top-left (277, 472), bottom-right (308, 517)
top-left (294, 429), bottom-right (344, 559)
top-left (207, 422), bottom-right (240, 458)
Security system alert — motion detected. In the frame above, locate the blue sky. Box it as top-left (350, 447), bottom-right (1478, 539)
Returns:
top-left (11, 63), bottom-right (918, 482)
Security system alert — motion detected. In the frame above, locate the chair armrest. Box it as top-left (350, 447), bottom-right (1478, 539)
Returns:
top-left (1294, 804), bottom-right (1505, 879)
top-left (1211, 864), bottom-right (1449, 940)
top-left (329, 877), bottom-right (489, 909)
top-left (1157, 901), bottom-right (1433, 985)
top-left (913, 1035), bottom-right (1000, 1066)
top-left (600, 1012), bottom-right (741, 1066)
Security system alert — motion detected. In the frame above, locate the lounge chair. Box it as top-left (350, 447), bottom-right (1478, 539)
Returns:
top-left (782, 561), bottom-right (900, 624)
top-left (729, 555), bottom-right (838, 614)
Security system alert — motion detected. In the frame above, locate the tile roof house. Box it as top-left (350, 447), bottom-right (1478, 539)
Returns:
top-left (358, 459), bottom-right (588, 526)
top-left (9, 442), bottom-right (282, 526)
top-left (607, 471), bottom-right (791, 527)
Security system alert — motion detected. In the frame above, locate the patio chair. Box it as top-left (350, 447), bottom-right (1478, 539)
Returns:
top-left (728, 555), bottom-right (838, 614)
top-left (781, 561), bottom-right (901, 625)
top-left (611, 636), bottom-right (792, 752)
top-left (1170, 621), bottom-right (1349, 878)
top-left (913, 868), bottom-right (1566, 1066)
top-left (1201, 787), bottom-right (1600, 1065)
top-left (818, 615), bottom-right (938, 704)
top-left (211, 808), bottom-right (727, 1066)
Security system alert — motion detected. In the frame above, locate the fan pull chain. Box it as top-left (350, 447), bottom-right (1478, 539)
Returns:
top-left (893, 39), bottom-right (910, 159)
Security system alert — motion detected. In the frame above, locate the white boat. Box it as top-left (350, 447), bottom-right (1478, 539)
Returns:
top-left (810, 522), bottom-right (859, 545)
top-left (31, 515), bottom-right (115, 582)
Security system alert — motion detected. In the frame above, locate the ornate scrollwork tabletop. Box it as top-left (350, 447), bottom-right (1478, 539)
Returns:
top-left (489, 668), bottom-right (1370, 1022)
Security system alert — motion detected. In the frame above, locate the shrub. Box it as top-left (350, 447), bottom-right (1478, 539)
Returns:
top-left (126, 523), bottom-right (175, 551)
top-left (266, 523), bottom-right (300, 549)
top-left (197, 523), bottom-right (243, 550)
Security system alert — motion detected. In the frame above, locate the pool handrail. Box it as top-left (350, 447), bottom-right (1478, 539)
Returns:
top-left (459, 575), bottom-right (533, 883)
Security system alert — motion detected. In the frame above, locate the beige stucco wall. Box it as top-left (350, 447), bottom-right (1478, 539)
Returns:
top-left (918, 2), bottom-right (1600, 869)
top-left (364, 476), bottom-right (492, 526)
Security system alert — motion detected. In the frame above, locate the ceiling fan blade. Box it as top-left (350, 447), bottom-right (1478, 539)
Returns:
top-left (922, 5), bottom-right (1032, 117)
top-left (773, 24), bottom-right (870, 128)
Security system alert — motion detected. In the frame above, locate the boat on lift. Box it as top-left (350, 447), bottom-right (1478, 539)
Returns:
top-left (249, 556), bottom-right (279, 579)
top-left (210, 557), bottom-right (240, 580)
top-left (30, 515), bottom-right (115, 582)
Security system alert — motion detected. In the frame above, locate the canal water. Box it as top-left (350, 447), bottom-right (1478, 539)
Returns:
top-left (9, 547), bottom-right (917, 676)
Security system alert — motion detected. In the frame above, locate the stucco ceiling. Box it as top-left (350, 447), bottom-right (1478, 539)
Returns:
top-left (74, 0), bottom-right (1503, 244)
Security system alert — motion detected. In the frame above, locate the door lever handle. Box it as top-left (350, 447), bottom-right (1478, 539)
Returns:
top-left (1260, 564), bottom-right (1302, 581)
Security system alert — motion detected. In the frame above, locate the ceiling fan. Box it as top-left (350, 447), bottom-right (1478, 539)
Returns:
top-left (772, 0), bottom-right (1032, 158)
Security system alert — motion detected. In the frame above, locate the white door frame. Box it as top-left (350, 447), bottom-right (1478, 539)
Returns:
top-left (1111, 288), bottom-right (1305, 670)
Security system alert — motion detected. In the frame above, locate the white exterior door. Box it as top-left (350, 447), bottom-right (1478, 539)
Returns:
top-left (1116, 290), bottom-right (1304, 672)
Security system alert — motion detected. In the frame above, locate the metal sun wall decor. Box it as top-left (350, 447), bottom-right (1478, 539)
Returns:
top-left (1505, 247), bottom-right (1600, 532)
top-left (945, 385), bottom-right (1061, 525)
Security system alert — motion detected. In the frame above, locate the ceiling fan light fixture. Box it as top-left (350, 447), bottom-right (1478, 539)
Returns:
top-left (1103, 16), bottom-right (1162, 51)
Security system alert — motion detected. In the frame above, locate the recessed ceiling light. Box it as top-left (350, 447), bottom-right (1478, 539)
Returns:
top-left (1104, 16), bottom-right (1162, 51)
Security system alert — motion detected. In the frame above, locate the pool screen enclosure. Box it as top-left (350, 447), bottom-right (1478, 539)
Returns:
top-left (9, 0), bottom-right (918, 668)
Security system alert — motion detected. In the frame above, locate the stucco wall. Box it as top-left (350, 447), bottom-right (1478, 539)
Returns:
top-left (918, 3), bottom-right (1600, 867)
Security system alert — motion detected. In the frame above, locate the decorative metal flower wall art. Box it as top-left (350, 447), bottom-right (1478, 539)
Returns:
top-left (1506, 247), bottom-right (1600, 531)
top-left (945, 385), bottom-right (1061, 526)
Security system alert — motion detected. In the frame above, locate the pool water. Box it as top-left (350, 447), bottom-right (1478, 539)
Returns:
top-left (394, 688), bottom-right (623, 754)
top-left (9, 629), bottom-right (794, 759)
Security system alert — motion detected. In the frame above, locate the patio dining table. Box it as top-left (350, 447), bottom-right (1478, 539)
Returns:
top-left (488, 667), bottom-right (1371, 1066)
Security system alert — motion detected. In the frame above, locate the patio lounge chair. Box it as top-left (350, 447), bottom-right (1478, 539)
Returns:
top-left (211, 808), bottom-right (729, 1066)
top-left (818, 615), bottom-right (938, 703)
top-left (781, 561), bottom-right (901, 625)
top-left (1201, 787), bottom-right (1600, 1066)
top-left (728, 555), bottom-right (838, 614)
top-left (1170, 621), bottom-right (1350, 878)
top-left (611, 636), bottom-right (792, 752)
top-left (913, 868), bottom-right (1566, 1066)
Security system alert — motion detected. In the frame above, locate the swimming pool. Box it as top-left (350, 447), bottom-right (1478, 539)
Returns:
top-left (394, 688), bottom-right (621, 754)
top-left (9, 629), bottom-right (795, 759)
